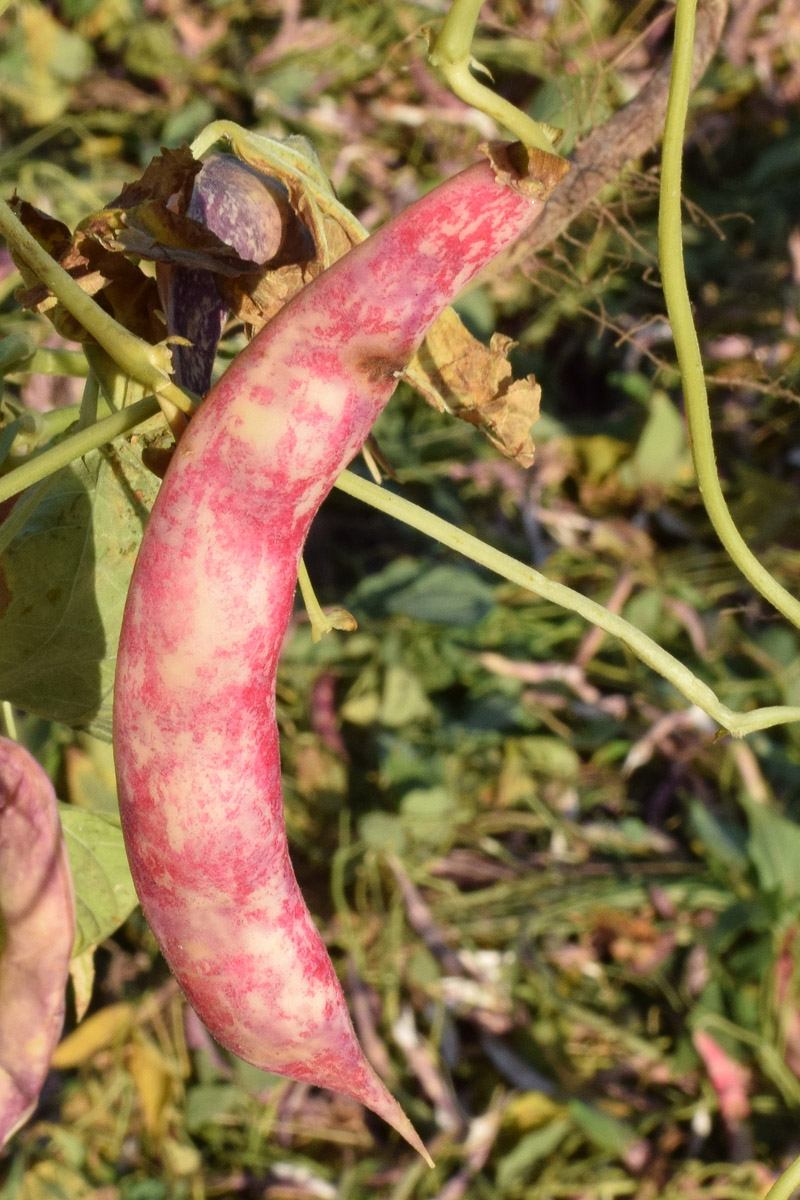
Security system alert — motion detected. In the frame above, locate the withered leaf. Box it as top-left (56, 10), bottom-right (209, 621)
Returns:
top-left (89, 201), bottom-right (262, 276)
top-left (406, 318), bottom-right (541, 469)
top-left (9, 214), bottom-right (157, 346)
top-left (8, 199), bottom-right (72, 266)
top-left (14, 220), bottom-right (164, 346)
top-left (112, 143), bottom-right (200, 213)
top-left (9, 147), bottom-right (205, 348)
top-left (219, 261), bottom-right (316, 328)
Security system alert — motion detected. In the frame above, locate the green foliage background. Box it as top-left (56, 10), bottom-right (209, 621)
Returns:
top-left (4, 1), bottom-right (800, 1197)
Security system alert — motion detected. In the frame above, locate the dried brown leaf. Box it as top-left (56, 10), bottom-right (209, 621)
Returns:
top-left (95, 202), bottom-right (261, 275)
top-left (113, 144), bottom-right (200, 213)
top-left (11, 202), bottom-right (164, 344)
top-left (407, 317), bottom-right (541, 467)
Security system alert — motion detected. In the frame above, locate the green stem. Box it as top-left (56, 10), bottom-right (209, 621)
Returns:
top-left (1, 380), bottom-right (97, 469)
top-left (334, 470), bottom-right (800, 739)
top-left (432, 0), bottom-right (485, 61)
top-left (78, 371), bottom-right (99, 429)
top-left (297, 558), bottom-right (335, 643)
top-left (658, 0), bottom-right (800, 630)
top-left (0, 197), bottom-right (193, 417)
top-left (766, 1153), bottom-right (800, 1200)
top-left (2, 403), bottom-right (87, 461)
top-left (0, 395), bottom-right (160, 506)
top-left (297, 557), bottom-right (357, 642)
top-left (0, 333), bottom-right (35, 373)
top-left (26, 348), bottom-right (90, 378)
top-left (428, 0), bottom-right (559, 154)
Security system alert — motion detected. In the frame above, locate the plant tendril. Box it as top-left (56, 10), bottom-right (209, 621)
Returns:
top-left (659, 0), bottom-right (800, 630)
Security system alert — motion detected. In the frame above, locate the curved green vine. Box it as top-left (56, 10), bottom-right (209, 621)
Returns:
top-left (427, 0), bottom-right (560, 155)
top-left (659, 0), bottom-right (800, 629)
top-left (334, 470), bottom-right (800, 740)
top-left (0, 395), bottom-right (160, 506)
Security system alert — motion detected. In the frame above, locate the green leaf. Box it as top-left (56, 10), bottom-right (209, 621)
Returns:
top-left (378, 665), bottom-right (432, 727)
top-left (0, 418), bottom-right (22, 469)
top-left (122, 21), bottom-right (182, 82)
top-left (622, 588), bottom-right (665, 639)
top-left (708, 899), bottom-right (773, 955)
top-left (518, 735), bottom-right (580, 781)
top-left (378, 733), bottom-right (444, 789)
top-left (688, 799), bottom-right (749, 872)
top-left (568, 1100), bottom-right (637, 1155)
top-left (747, 135), bottom-right (800, 187)
top-left (385, 564), bottom-right (496, 627)
top-left (618, 391), bottom-right (692, 490)
top-left (0, 432), bottom-right (161, 739)
top-left (452, 286), bottom-right (496, 341)
top-left (745, 799), bottom-right (800, 902)
top-left (358, 811), bottom-right (407, 854)
top-left (347, 557), bottom-right (430, 619)
top-left (462, 690), bottom-right (525, 733)
top-left (58, 804), bottom-right (138, 956)
top-left (730, 464), bottom-right (800, 547)
top-left (184, 1085), bottom-right (242, 1134)
top-left (401, 786), bottom-right (456, 844)
top-left (58, 0), bottom-right (104, 18)
top-left (495, 1119), bottom-right (570, 1190)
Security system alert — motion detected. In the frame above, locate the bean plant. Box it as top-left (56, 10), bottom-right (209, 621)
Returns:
top-left (1, 0), bottom-right (800, 1194)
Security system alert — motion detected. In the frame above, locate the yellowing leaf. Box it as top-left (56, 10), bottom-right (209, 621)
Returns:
top-left (19, 1160), bottom-right (89, 1200)
top-left (65, 735), bottom-right (119, 815)
top-left (68, 949), bottom-right (95, 1024)
top-left (128, 1038), bottom-right (175, 1138)
top-left (0, 6), bottom-right (93, 127)
top-left (503, 1092), bottom-right (565, 1132)
top-left (161, 1137), bottom-right (202, 1177)
top-left (51, 1002), bottom-right (134, 1069)
top-left (340, 691), bottom-right (381, 726)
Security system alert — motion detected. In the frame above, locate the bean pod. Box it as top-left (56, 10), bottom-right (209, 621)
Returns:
top-left (113, 143), bottom-right (567, 1159)
top-left (0, 737), bottom-right (75, 1146)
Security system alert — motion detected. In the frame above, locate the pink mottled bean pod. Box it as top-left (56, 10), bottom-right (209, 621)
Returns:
top-left (113, 143), bottom-right (567, 1161)
top-left (0, 737), bottom-right (75, 1147)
